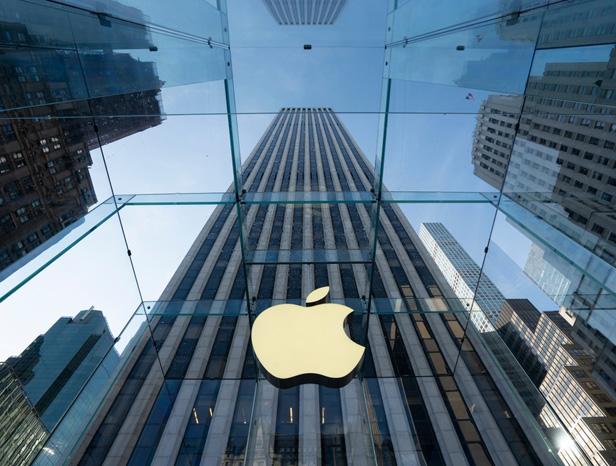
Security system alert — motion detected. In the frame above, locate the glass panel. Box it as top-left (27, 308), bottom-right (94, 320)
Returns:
top-left (389, 10), bottom-right (541, 96)
top-left (0, 198), bottom-right (128, 304)
top-left (0, 215), bottom-right (144, 466)
top-left (89, 114), bottom-right (233, 196)
top-left (246, 378), bottom-right (376, 465)
top-left (119, 205), bottom-right (218, 301)
top-left (482, 208), bottom-right (610, 464)
top-left (390, 0), bottom-right (549, 41)
top-left (229, 0), bottom-right (384, 47)
top-left (0, 214), bottom-right (140, 361)
top-left (55, 0), bottom-right (226, 43)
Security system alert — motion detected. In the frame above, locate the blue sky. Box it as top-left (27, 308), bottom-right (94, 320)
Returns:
top-left (0, 0), bottom-right (561, 359)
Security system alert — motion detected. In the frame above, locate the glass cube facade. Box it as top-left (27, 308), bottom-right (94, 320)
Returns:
top-left (0, 0), bottom-right (615, 465)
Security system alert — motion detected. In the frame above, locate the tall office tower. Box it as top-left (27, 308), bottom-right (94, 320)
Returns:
top-left (6, 309), bottom-right (119, 429)
top-left (418, 222), bottom-right (504, 331)
top-left (471, 47), bottom-right (616, 267)
top-left (0, 310), bottom-right (120, 464)
top-left (0, 363), bottom-right (48, 466)
top-left (262, 0), bottom-right (348, 25)
top-left (46, 108), bottom-right (564, 466)
top-left (0, 9), bottom-right (163, 273)
top-left (495, 299), bottom-right (616, 465)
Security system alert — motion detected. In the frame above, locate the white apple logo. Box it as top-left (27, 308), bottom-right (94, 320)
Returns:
top-left (251, 286), bottom-right (365, 389)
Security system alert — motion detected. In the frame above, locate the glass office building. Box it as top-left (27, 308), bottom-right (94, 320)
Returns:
top-left (0, 0), bottom-right (615, 465)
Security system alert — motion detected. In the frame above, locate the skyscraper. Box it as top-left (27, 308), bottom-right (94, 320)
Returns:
top-left (0, 11), bottom-right (163, 273)
top-left (496, 299), bottom-right (616, 465)
top-left (418, 222), bottom-right (505, 331)
top-left (0, 363), bottom-right (48, 466)
top-left (2, 309), bottom-right (119, 466)
top-left (35, 108), bottom-right (568, 466)
top-left (262, 0), bottom-right (348, 25)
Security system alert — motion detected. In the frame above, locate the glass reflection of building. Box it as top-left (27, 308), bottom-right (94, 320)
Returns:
top-left (472, 50), bottom-right (616, 268)
top-left (469, 10), bottom-right (616, 463)
top-left (0, 8), bottom-right (163, 273)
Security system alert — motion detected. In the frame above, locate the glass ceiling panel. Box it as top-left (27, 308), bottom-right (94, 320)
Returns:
top-left (390, 0), bottom-right (550, 41)
top-left (388, 9), bottom-right (541, 96)
top-left (118, 204), bottom-right (217, 302)
top-left (55, 0), bottom-right (226, 43)
top-left (380, 112), bottom-right (503, 192)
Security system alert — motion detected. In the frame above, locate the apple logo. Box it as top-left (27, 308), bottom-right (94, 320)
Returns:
top-left (251, 286), bottom-right (365, 389)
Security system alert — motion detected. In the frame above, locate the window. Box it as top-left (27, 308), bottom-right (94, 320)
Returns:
top-left (596, 121), bottom-right (606, 129)
top-left (590, 423), bottom-right (612, 435)
top-left (592, 224), bottom-right (604, 235)
top-left (589, 137), bottom-right (600, 145)
top-left (584, 152), bottom-right (594, 160)
top-left (581, 118), bottom-right (591, 126)
top-left (604, 141), bottom-right (614, 150)
top-left (602, 192), bottom-right (613, 202)
top-left (12, 152), bottom-right (24, 168)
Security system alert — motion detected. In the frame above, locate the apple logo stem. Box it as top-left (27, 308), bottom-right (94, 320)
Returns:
top-left (251, 287), bottom-right (365, 389)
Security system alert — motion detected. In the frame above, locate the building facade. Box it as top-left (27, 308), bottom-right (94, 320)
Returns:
top-left (262, 0), bottom-right (348, 25)
top-left (0, 363), bottom-right (48, 466)
top-left (496, 299), bottom-right (616, 465)
top-left (0, 12), bottom-right (163, 274)
top-left (418, 222), bottom-right (505, 331)
top-left (29, 108), bottom-right (571, 466)
top-left (3, 310), bottom-right (119, 466)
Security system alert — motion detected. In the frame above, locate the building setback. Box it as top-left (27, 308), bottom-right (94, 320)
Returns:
top-left (31, 107), bottom-right (569, 466)
top-left (496, 299), bottom-right (616, 465)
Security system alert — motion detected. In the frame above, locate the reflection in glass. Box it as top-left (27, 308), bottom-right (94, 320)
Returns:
top-left (0, 1), bottom-right (164, 273)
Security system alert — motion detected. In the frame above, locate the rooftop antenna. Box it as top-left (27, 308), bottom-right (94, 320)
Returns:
top-left (81, 306), bottom-right (95, 320)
